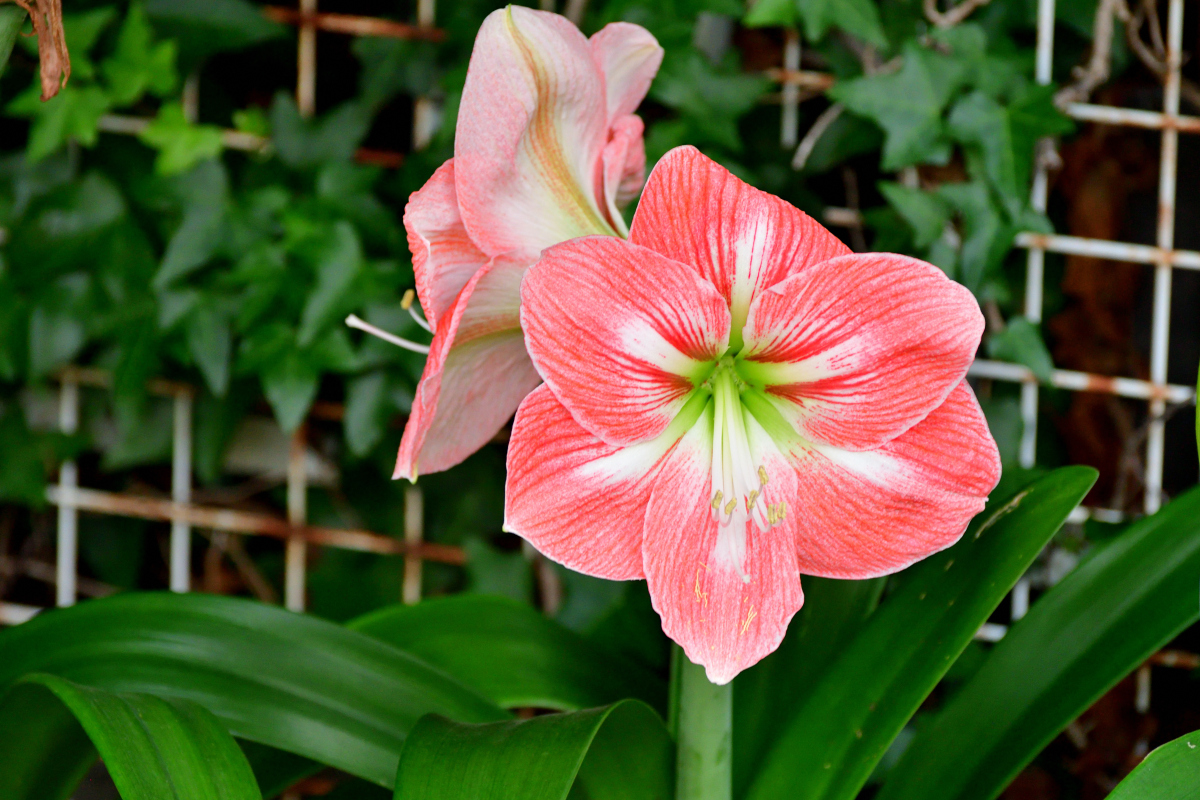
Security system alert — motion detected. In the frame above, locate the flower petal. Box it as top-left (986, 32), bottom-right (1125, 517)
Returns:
top-left (600, 114), bottom-right (646, 235)
top-left (590, 22), bottom-right (663, 124)
top-left (788, 382), bottom-right (1001, 579)
top-left (643, 409), bottom-right (805, 684)
top-left (404, 159), bottom-right (488, 331)
top-left (394, 255), bottom-right (540, 480)
top-left (630, 146), bottom-right (851, 339)
top-left (505, 385), bottom-right (679, 580)
top-left (455, 6), bottom-right (617, 260)
top-left (521, 236), bottom-right (730, 446)
top-left (740, 252), bottom-right (984, 450)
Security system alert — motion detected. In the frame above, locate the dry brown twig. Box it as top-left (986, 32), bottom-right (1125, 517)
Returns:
top-left (3, 0), bottom-right (69, 100)
top-left (1056, 0), bottom-right (1132, 106)
top-left (923, 0), bottom-right (994, 29)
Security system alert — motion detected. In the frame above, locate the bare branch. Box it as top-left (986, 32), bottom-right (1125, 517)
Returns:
top-left (791, 103), bottom-right (844, 171)
top-left (1055, 0), bottom-right (1132, 106)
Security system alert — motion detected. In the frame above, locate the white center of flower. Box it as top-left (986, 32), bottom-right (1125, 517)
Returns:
top-left (707, 363), bottom-right (786, 582)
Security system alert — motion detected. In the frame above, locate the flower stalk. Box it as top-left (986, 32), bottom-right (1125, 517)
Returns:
top-left (670, 645), bottom-right (732, 800)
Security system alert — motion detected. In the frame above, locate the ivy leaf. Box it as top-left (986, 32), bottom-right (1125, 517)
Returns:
top-left (7, 84), bottom-right (112, 162)
top-left (743, 0), bottom-right (799, 29)
top-left (797, 0), bottom-right (887, 47)
top-left (344, 371), bottom-right (391, 457)
top-left (878, 182), bottom-right (951, 249)
top-left (831, 42), bottom-right (968, 170)
top-left (262, 349), bottom-right (320, 434)
top-left (28, 304), bottom-right (85, 378)
top-left (297, 222), bottom-right (363, 347)
top-left (650, 51), bottom-right (769, 152)
top-left (937, 181), bottom-right (1010, 293)
top-left (102, 3), bottom-right (178, 105)
top-left (139, 103), bottom-right (224, 176)
top-left (0, 6), bottom-right (25, 77)
top-left (270, 94), bottom-right (371, 169)
top-left (155, 160), bottom-right (230, 289)
top-left (186, 301), bottom-right (233, 397)
top-left (986, 318), bottom-right (1055, 383)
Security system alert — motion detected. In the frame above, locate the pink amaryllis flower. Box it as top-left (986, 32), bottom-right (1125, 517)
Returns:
top-left (392, 6), bottom-right (663, 480)
top-left (504, 146), bottom-right (1001, 684)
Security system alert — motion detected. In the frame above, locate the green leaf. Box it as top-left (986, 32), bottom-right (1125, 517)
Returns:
top-left (102, 3), bottom-right (178, 105)
top-left (28, 304), bottom-right (85, 378)
top-left (649, 52), bottom-right (770, 152)
top-left (155, 160), bottom-right (230, 289)
top-left (0, 593), bottom-right (508, 788)
top-left (831, 43), bottom-right (967, 170)
top-left (876, 483), bottom-right (1200, 800)
top-left (145, 0), bottom-right (286, 64)
top-left (298, 221), bottom-right (362, 346)
top-left (743, 0), bottom-right (798, 28)
top-left (7, 84), bottom-right (112, 161)
top-left (0, 6), bottom-right (25, 77)
top-left (394, 700), bottom-right (673, 800)
top-left (745, 467), bottom-right (1097, 800)
top-left (270, 94), bottom-right (371, 169)
top-left (139, 103), bottom-right (224, 176)
top-left (344, 370), bottom-right (391, 456)
top-left (878, 183), bottom-right (951, 249)
top-left (1107, 729), bottom-right (1200, 800)
top-left (350, 595), bottom-right (667, 713)
top-left (797, 0), bottom-right (886, 47)
top-left (734, 576), bottom-right (884, 798)
top-left (0, 673), bottom-right (261, 800)
top-left (186, 301), bottom-right (232, 396)
top-left (986, 318), bottom-right (1054, 383)
top-left (261, 349), bottom-right (320, 433)
top-left (937, 181), bottom-right (1009, 293)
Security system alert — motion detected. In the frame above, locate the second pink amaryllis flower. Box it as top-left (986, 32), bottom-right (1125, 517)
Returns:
top-left (394, 7), bottom-right (663, 480)
top-left (504, 146), bottom-right (1001, 684)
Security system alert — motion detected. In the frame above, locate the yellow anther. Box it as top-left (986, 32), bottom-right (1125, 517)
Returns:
top-left (779, 502), bottom-right (787, 520)
top-left (710, 491), bottom-right (723, 510)
top-left (746, 490), bottom-right (759, 511)
top-left (758, 466), bottom-right (769, 485)
top-left (401, 289), bottom-right (415, 310)
top-left (724, 498), bottom-right (737, 516)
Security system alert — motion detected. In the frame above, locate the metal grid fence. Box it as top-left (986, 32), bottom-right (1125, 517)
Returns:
top-left (0, 0), bottom-right (1197, 728)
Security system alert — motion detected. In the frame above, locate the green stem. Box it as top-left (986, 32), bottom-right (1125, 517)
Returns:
top-left (669, 645), bottom-right (732, 800)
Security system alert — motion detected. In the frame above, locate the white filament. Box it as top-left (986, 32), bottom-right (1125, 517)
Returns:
top-left (345, 314), bottom-right (431, 354)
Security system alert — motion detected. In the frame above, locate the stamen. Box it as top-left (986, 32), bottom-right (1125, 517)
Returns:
top-left (758, 466), bottom-right (769, 485)
top-left (345, 314), bottom-right (431, 354)
top-left (746, 490), bottom-right (759, 511)
top-left (401, 289), bottom-right (432, 332)
top-left (710, 491), bottom-right (723, 510)
top-left (724, 498), bottom-right (737, 516)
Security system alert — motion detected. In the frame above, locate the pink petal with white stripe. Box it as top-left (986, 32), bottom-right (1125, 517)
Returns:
top-left (455, 6), bottom-right (617, 260)
top-left (643, 410), bottom-right (804, 685)
top-left (630, 146), bottom-right (851, 340)
top-left (739, 252), bottom-right (984, 451)
top-left (505, 385), bottom-right (679, 580)
top-left (789, 382), bottom-right (1001, 579)
top-left (404, 159), bottom-right (489, 331)
top-left (590, 22), bottom-right (663, 123)
top-left (521, 236), bottom-right (730, 446)
top-left (394, 255), bottom-right (540, 480)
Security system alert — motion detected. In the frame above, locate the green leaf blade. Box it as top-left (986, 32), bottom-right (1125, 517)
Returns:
top-left (746, 466), bottom-right (1097, 800)
top-left (1107, 729), bottom-right (1200, 800)
top-left (877, 483), bottom-right (1200, 800)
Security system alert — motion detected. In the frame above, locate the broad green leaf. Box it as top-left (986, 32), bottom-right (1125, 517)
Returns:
top-left (154, 160), bottom-right (230, 289)
top-left (986, 318), bottom-right (1054, 383)
top-left (734, 576), bottom-right (884, 798)
top-left (650, 52), bottom-right (770, 152)
top-left (0, 673), bottom-right (260, 800)
top-left (745, 467), bottom-right (1097, 800)
top-left (1107, 729), bottom-right (1200, 800)
top-left (937, 180), bottom-right (1009, 293)
top-left (878, 182), bottom-right (951, 249)
top-left (0, 593), bottom-right (508, 788)
top-left (351, 595), bottom-right (667, 712)
top-left (394, 700), bottom-right (673, 800)
top-left (139, 103), bottom-right (224, 176)
top-left (102, 3), bottom-right (178, 105)
top-left (270, 94), bottom-right (372, 169)
top-left (831, 42), bottom-right (969, 170)
top-left (797, 0), bottom-right (886, 47)
top-left (0, 6), bottom-right (24, 77)
top-left (28, 304), bottom-right (85, 377)
top-left (877, 482), bottom-right (1200, 800)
